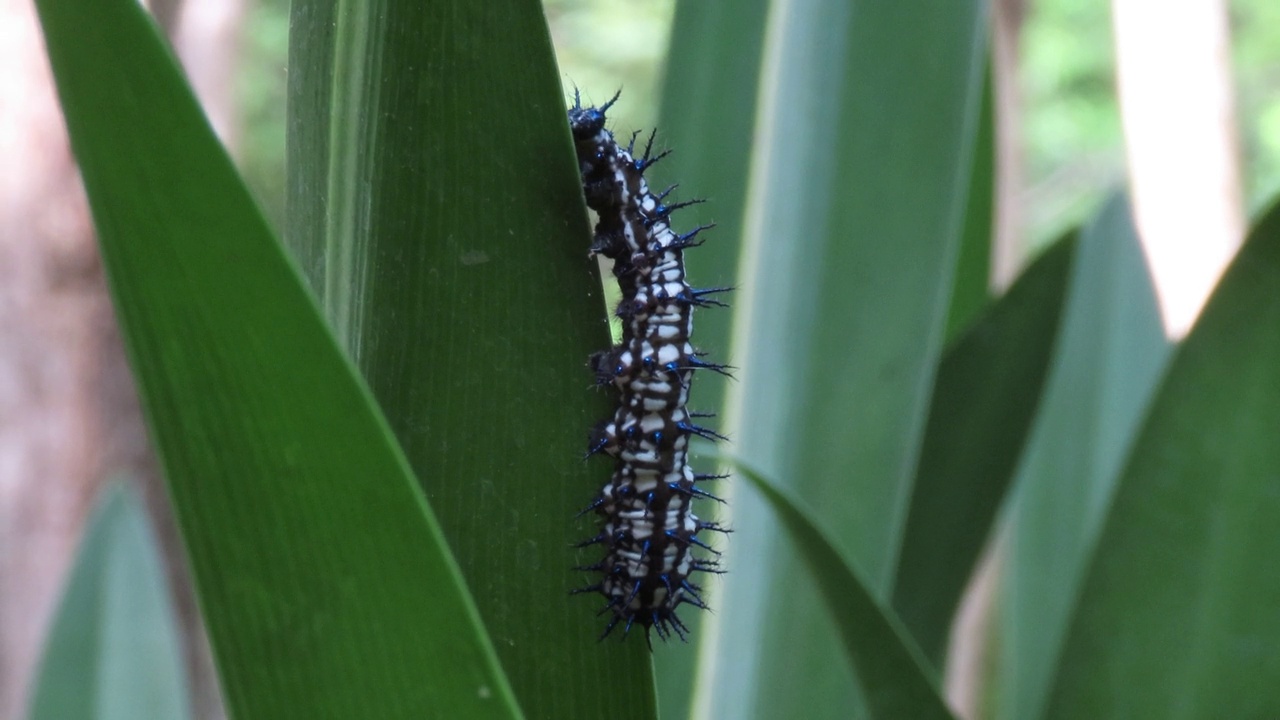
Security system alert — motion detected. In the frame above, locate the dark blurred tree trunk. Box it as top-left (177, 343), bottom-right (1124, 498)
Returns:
top-left (0, 1), bottom-right (243, 719)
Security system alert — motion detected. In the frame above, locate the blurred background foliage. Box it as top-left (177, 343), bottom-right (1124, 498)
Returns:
top-left (233, 0), bottom-right (1280, 251)
top-left (9, 0), bottom-right (1280, 718)
top-left (238, 0), bottom-right (676, 234)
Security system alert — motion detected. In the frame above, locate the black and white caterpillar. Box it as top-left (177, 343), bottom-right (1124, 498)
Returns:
top-left (568, 91), bottom-right (730, 642)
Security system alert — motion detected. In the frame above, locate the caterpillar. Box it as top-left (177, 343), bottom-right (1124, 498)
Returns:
top-left (567, 90), bottom-right (730, 642)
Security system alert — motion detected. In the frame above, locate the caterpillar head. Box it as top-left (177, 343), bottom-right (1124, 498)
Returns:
top-left (568, 89), bottom-right (621, 140)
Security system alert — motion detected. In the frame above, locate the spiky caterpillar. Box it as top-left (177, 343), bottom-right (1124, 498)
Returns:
top-left (567, 91), bottom-right (729, 642)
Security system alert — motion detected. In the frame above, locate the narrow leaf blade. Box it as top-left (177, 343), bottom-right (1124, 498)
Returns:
top-left (728, 459), bottom-right (956, 720)
top-left (893, 231), bottom-right (1078, 664)
top-left (945, 59), bottom-right (997, 343)
top-left (35, 2), bottom-right (522, 718)
top-left (650, 2), bottom-right (772, 716)
top-left (28, 484), bottom-right (191, 720)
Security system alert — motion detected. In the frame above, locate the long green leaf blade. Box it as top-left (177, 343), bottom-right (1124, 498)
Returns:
top-left (651, 2), bottom-right (771, 716)
top-left (701, 3), bottom-right (988, 717)
top-left (728, 460), bottom-right (955, 720)
top-left (28, 484), bottom-right (191, 720)
top-left (997, 194), bottom-right (1170, 720)
top-left (893, 231), bottom-right (1077, 664)
top-left (286, 3), bottom-right (656, 717)
top-left (945, 60), bottom-right (997, 343)
top-left (35, 2), bottom-right (521, 718)
top-left (655, 0), bottom-right (769, 380)
top-left (1045, 198), bottom-right (1280, 718)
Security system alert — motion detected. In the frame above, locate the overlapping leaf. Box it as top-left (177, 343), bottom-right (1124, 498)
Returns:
top-left (286, 2), bottom-right (656, 717)
top-left (701, 3), bottom-right (989, 718)
top-left (35, 1), bottom-right (521, 717)
top-left (996, 195), bottom-right (1170, 720)
top-left (28, 484), bottom-right (191, 720)
top-left (730, 460), bottom-right (955, 720)
top-left (893, 232), bottom-right (1077, 664)
top-left (1047, 199), bottom-right (1280, 719)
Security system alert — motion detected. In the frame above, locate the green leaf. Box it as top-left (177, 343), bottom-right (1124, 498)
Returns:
top-left (725, 459), bottom-right (955, 720)
top-left (650, 1), bottom-right (771, 716)
top-left (996, 194), bottom-right (1171, 720)
top-left (654, 0), bottom-right (769, 381)
top-left (34, 1), bottom-right (521, 718)
top-left (28, 483), bottom-right (191, 720)
top-left (699, 4), bottom-right (989, 718)
top-left (893, 230), bottom-right (1078, 665)
top-left (945, 59), bottom-right (996, 343)
top-left (1045, 198), bottom-right (1280, 718)
top-left (285, 2), bottom-right (656, 718)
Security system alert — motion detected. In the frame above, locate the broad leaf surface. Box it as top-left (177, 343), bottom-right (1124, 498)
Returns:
top-left (286, 2), bottom-right (657, 717)
top-left (35, 2), bottom-right (521, 718)
top-left (703, 3), bottom-right (989, 718)
top-left (1046, 198), bottom-right (1280, 719)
